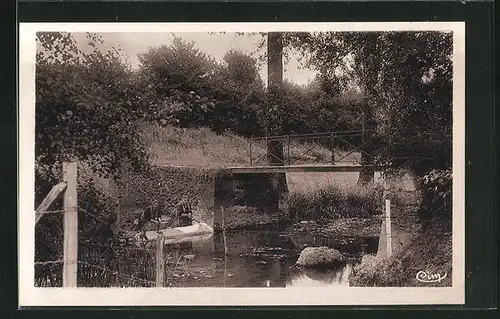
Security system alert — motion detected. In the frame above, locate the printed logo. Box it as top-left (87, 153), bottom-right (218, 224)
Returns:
top-left (416, 270), bottom-right (447, 283)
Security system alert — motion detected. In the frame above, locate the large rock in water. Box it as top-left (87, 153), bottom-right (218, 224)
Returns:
top-left (296, 246), bottom-right (346, 268)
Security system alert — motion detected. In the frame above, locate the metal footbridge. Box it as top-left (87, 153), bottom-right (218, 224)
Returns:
top-left (229, 129), bottom-right (379, 174)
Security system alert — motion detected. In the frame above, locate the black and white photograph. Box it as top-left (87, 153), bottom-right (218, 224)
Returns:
top-left (19, 22), bottom-right (465, 306)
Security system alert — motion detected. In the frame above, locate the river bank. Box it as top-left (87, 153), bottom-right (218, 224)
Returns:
top-left (291, 217), bottom-right (382, 238)
top-left (221, 203), bottom-right (382, 236)
top-left (349, 218), bottom-right (452, 287)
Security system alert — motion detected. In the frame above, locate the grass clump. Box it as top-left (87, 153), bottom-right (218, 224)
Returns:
top-left (288, 184), bottom-right (383, 221)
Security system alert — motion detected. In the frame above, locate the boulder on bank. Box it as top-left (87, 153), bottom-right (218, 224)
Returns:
top-left (295, 246), bottom-right (346, 268)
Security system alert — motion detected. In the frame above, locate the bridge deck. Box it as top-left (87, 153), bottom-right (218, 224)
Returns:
top-left (229, 164), bottom-right (378, 174)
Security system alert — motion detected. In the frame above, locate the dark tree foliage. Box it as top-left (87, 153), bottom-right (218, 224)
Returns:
top-left (287, 31), bottom-right (453, 176)
top-left (212, 50), bottom-right (266, 136)
top-left (135, 38), bottom-right (267, 137)
top-left (136, 36), bottom-right (219, 128)
top-left (134, 33), bottom-right (345, 141)
top-left (35, 32), bottom-right (148, 266)
top-left (36, 32), bottom-right (149, 177)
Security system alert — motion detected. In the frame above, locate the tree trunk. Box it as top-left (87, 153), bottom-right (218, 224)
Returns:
top-left (267, 32), bottom-right (285, 166)
top-left (357, 36), bottom-right (380, 185)
top-left (267, 32), bottom-right (288, 200)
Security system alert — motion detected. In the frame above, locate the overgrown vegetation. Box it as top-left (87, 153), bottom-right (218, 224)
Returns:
top-left (418, 169), bottom-right (452, 228)
top-left (35, 32), bottom-right (145, 266)
top-left (288, 184), bottom-right (383, 221)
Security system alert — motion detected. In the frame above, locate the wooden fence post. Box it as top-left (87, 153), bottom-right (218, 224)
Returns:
top-left (35, 182), bottom-right (67, 224)
top-left (155, 234), bottom-right (165, 287)
top-left (63, 162), bottom-right (78, 287)
top-left (385, 198), bottom-right (392, 257)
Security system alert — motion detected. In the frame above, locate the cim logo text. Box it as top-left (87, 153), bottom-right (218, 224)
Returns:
top-left (415, 270), bottom-right (448, 283)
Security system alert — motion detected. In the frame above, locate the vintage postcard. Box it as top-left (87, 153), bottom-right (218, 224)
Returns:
top-left (19, 22), bottom-right (465, 306)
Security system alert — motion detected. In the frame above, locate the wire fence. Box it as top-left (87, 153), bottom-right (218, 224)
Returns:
top-left (35, 204), bottom-right (163, 288)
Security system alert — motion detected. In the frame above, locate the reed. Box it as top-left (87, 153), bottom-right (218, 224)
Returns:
top-left (288, 184), bottom-right (384, 221)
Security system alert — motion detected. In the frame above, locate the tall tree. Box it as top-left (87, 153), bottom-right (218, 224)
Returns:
top-left (266, 32), bottom-right (285, 166)
top-left (266, 32), bottom-right (289, 201)
top-left (354, 34), bottom-right (380, 184)
top-left (221, 50), bottom-right (263, 89)
top-left (136, 36), bottom-right (218, 128)
top-left (213, 50), bottom-right (265, 136)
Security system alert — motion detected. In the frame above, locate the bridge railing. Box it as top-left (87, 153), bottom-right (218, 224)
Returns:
top-left (248, 129), bottom-right (377, 166)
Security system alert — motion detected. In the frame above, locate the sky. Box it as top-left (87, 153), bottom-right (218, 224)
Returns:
top-left (71, 32), bottom-right (319, 86)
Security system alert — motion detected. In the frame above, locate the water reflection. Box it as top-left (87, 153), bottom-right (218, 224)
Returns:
top-left (288, 265), bottom-right (352, 287)
top-left (161, 227), bottom-right (378, 288)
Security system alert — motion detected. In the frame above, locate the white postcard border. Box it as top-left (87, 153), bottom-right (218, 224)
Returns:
top-left (18, 22), bottom-right (466, 306)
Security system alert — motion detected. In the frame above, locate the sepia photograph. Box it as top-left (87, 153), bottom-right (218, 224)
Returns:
top-left (19, 22), bottom-right (465, 306)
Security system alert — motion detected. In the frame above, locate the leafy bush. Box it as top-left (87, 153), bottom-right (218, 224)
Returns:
top-left (77, 174), bottom-right (118, 244)
top-left (418, 169), bottom-right (452, 227)
top-left (36, 32), bottom-right (149, 176)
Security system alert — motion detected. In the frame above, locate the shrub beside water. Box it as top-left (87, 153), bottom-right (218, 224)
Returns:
top-left (288, 184), bottom-right (383, 221)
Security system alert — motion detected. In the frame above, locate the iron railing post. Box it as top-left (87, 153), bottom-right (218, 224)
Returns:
top-left (287, 135), bottom-right (291, 165)
top-left (362, 112), bottom-right (366, 145)
top-left (331, 133), bottom-right (335, 164)
top-left (249, 139), bottom-right (253, 166)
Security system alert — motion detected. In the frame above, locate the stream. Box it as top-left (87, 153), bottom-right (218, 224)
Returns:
top-left (161, 224), bottom-right (379, 287)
